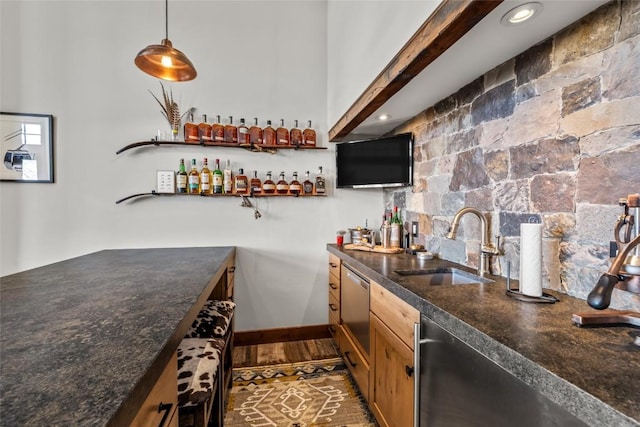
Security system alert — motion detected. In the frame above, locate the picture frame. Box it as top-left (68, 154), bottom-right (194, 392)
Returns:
top-left (0, 112), bottom-right (54, 183)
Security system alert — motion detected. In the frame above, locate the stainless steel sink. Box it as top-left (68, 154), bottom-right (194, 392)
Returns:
top-left (393, 267), bottom-right (493, 286)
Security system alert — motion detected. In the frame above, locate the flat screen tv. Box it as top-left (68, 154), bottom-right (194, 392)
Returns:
top-left (336, 132), bottom-right (413, 188)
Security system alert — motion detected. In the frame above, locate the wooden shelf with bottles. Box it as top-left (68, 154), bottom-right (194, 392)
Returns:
top-left (116, 139), bottom-right (327, 155)
top-left (115, 190), bottom-right (326, 204)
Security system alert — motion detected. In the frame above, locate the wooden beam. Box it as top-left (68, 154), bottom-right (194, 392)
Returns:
top-left (328, 0), bottom-right (503, 142)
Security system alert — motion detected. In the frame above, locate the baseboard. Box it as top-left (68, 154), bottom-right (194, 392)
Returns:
top-left (234, 324), bottom-right (331, 346)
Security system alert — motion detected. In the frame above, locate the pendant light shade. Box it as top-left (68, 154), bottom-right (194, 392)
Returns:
top-left (134, 0), bottom-right (197, 82)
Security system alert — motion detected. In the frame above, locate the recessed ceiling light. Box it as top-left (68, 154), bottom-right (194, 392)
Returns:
top-left (377, 114), bottom-right (391, 121)
top-left (501, 2), bottom-right (543, 26)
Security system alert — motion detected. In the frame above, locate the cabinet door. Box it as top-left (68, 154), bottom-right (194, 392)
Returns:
top-left (369, 313), bottom-right (414, 427)
top-left (130, 353), bottom-right (178, 427)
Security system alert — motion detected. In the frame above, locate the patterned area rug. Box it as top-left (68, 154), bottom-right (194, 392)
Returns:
top-left (224, 357), bottom-right (376, 426)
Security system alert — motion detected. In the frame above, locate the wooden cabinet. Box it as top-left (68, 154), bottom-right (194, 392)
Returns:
top-left (130, 353), bottom-right (179, 427)
top-left (328, 253), bottom-right (342, 345)
top-left (340, 323), bottom-right (370, 402)
top-left (369, 281), bottom-right (419, 427)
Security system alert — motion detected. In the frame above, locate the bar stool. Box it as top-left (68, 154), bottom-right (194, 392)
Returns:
top-left (185, 300), bottom-right (236, 339)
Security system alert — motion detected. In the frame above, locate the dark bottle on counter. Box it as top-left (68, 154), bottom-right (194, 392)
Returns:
top-left (224, 116), bottom-right (238, 143)
top-left (263, 120), bottom-right (276, 145)
top-left (290, 120), bottom-right (303, 147)
top-left (176, 158), bottom-right (188, 193)
top-left (276, 119), bottom-right (290, 146)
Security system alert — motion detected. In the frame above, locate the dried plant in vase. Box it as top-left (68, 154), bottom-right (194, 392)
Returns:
top-left (148, 81), bottom-right (192, 140)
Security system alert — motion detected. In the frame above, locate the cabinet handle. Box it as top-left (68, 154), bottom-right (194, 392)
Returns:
top-left (329, 262), bottom-right (337, 268)
top-left (344, 351), bottom-right (357, 367)
top-left (229, 266), bottom-right (236, 272)
top-left (329, 303), bottom-right (338, 312)
top-left (329, 283), bottom-right (338, 290)
top-left (157, 402), bottom-right (173, 427)
top-left (405, 365), bottom-right (414, 377)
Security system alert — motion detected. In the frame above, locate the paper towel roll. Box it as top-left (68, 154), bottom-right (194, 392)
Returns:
top-left (520, 223), bottom-right (543, 297)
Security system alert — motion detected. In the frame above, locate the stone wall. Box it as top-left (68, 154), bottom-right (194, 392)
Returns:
top-left (387, 0), bottom-right (640, 310)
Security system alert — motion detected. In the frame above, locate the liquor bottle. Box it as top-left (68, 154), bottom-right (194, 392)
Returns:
top-left (262, 171), bottom-right (276, 194)
top-left (199, 114), bottom-right (213, 143)
top-left (235, 168), bottom-right (249, 194)
top-left (224, 116), bottom-right (238, 143)
top-left (250, 170), bottom-right (262, 194)
top-left (276, 171), bottom-right (289, 195)
top-left (390, 206), bottom-right (402, 248)
top-left (290, 120), bottom-right (303, 147)
top-left (249, 118), bottom-right (263, 145)
top-left (176, 158), bottom-right (188, 193)
top-left (212, 115), bottom-right (225, 143)
top-left (184, 113), bottom-right (199, 142)
top-left (302, 170), bottom-right (314, 195)
top-left (315, 166), bottom-right (326, 195)
top-left (212, 158), bottom-right (223, 194)
top-left (223, 159), bottom-right (233, 194)
top-left (303, 120), bottom-right (316, 146)
top-left (200, 158), bottom-right (212, 195)
top-left (289, 171), bottom-right (301, 196)
top-left (276, 119), bottom-right (290, 146)
top-left (263, 120), bottom-right (276, 145)
top-left (237, 118), bottom-right (249, 145)
top-left (188, 158), bottom-right (200, 194)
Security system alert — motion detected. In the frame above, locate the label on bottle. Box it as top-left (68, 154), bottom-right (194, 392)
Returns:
top-left (235, 179), bottom-right (248, 192)
top-left (263, 183), bottom-right (276, 191)
top-left (290, 184), bottom-right (301, 192)
top-left (390, 223), bottom-right (401, 248)
top-left (315, 177), bottom-right (326, 194)
top-left (201, 174), bottom-right (210, 191)
top-left (177, 175), bottom-right (187, 189)
top-left (303, 182), bottom-right (313, 194)
top-left (276, 183), bottom-right (289, 191)
top-left (188, 175), bottom-right (199, 190)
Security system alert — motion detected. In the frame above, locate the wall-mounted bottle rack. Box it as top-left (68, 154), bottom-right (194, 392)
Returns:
top-left (115, 190), bottom-right (326, 204)
top-left (116, 139), bottom-right (327, 155)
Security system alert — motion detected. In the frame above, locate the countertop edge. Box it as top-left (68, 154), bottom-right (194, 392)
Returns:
top-left (327, 244), bottom-right (639, 427)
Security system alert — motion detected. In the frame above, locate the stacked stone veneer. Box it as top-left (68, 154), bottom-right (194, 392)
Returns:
top-left (387, 0), bottom-right (640, 310)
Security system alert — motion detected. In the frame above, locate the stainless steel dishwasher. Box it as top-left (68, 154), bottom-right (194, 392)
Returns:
top-left (414, 315), bottom-right (588, 427)
top-left (340, 263), bottom-right (370, 355)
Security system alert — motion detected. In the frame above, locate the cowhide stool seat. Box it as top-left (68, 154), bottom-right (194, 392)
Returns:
top-left (184, 300), bottom-right (236, 339)
top-left (177, 337), bottom-right (225, 427)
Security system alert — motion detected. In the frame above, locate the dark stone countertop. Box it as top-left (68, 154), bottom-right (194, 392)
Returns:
top-left (0, 246), bottom-right (235, 426)
top-left (327, 244), bottom-right (640, 427)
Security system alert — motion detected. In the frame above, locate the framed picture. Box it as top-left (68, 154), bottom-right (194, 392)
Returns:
top-left (0, 112), bottom-right (54, 183)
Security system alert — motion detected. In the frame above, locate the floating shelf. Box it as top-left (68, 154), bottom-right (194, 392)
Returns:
top-left (116, 190), bottom-right (326, 204)
top-left (116, 139), bottom-right (327, 155)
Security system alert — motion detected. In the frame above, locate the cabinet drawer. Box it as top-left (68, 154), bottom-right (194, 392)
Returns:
top-left (370, 281), bottom-right (419, 350)
top-left (328, 253), bottom-right (341, 280)
top-left (130, 353), bottom-right (178, 427)
top-left (328, 273), bottom-right (340, 301)
top-left (340, 328), bottom-right (369, 401)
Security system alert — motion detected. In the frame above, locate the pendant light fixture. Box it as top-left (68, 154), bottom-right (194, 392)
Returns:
top-left (134, 0), bottom-right (197, 82)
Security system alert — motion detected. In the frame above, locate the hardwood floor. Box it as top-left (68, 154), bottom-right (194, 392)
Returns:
top-left (233, 338), bottom-right (340, 368)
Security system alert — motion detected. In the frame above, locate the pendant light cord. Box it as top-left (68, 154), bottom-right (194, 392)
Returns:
top-left (165, 0), bottom-right (169, 40)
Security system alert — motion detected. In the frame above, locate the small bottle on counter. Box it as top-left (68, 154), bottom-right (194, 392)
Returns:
top-left (390, 206), bottom-right (402, 247)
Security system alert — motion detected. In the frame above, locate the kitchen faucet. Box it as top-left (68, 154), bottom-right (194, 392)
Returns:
top-left (446, 207), bottom-right (500, 277)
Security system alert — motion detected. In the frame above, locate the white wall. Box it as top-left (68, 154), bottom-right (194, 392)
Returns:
top-left (326, 0), bottom-right (439, 128)
top-left (0, 0), bottom-right (383, 331)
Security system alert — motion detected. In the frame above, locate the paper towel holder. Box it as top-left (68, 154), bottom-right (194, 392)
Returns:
top-left (504, 260), bottom-right (558, 303)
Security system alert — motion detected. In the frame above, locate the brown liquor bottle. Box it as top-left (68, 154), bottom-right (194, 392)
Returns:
top-left (303, 120), bottom-right (316, 146)
top-left (198, 114), bottom-right (213, 143)
top-left (237, 118), bottom-right (250, 145)
top-left (290, 120), bottom-right (303, 147)
top-left (249, 118), bottom-right (263, 145)
top-left (250, 171), bottom-right (262, 195)
top-left (289, 171), bottom-right (301, 196)
top-left (276, 171), bottom-right (289, 195)
top-left (234, 168), bottom-right (249, 194)
top-left (262, 171), bottom-right (276, 194)
top-left (184, 113), bottom-right (199, 142)
top-left (302, 170), bottom-right (314, 195)
top-left (276, 119), bottom-right (290, 146)
top-left (212, 115), bottom-right (225, 143)
top-left (224, 116), bottom-right (238, 143)
top-left (263, 120), bottom-right (276, 146)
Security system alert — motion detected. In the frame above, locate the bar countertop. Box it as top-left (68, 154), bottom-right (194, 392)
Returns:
top-left (328, 244), bottom-right (640, 427)
top-left (0, 246), bottom-right (235, 426)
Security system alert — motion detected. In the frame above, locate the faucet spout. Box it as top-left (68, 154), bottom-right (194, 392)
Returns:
top-left (447, 207), bottom-right (498, 276)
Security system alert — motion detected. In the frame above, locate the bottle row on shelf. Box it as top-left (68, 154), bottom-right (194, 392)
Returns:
top-left (175, 158), bottom-right (326, 197)
top-left (181, 115), bottom-right (317, 148)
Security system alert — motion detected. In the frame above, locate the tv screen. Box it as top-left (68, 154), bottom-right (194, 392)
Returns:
top-left (336, 132), bottom-right (413, 188)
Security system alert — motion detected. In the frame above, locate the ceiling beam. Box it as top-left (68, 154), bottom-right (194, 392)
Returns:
top-left (328, 0), bottom-right (503, 142)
